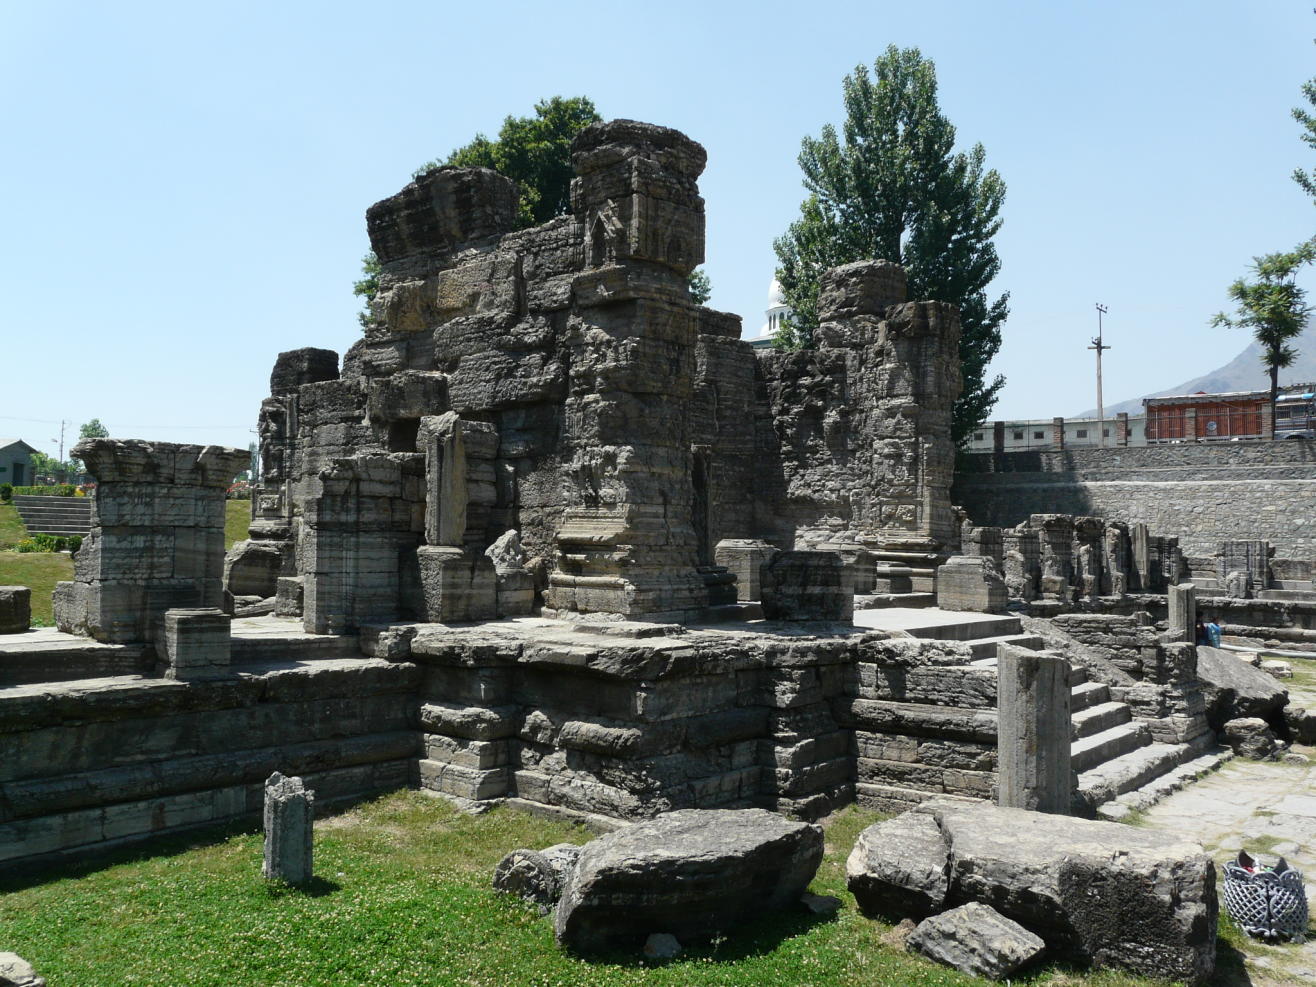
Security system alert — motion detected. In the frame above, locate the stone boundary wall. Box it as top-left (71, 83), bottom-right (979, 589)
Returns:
top-left (0, 659), bottom-right (419, 867)
top-left (955, 441), bottom-right (1316, 557)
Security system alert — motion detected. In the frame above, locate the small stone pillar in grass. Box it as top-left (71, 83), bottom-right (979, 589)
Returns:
top-left (1167, 583), bottom-right (1197, 644)
top-left (0, 586), bottom-right (31, 634)
top-left (997, 645), bottom-right (1072, 814)
top-left (263, 771), bottom-right (314, 885)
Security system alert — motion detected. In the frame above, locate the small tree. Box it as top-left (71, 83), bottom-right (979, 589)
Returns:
top-left (1211, 242), bottom-right (1316, 411)
top-left (1293, 75), bottom-right (1316, 203)
top-left (688, 268), bottom-right (712, 305)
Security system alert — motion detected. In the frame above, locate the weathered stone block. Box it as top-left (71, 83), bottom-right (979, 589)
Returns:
top-left (275, 576), bottom-right (304, 617)
top-left (935, 556), bottom-right (1008, 613)
top-left (0, 586), bottom-right (31, 634)
top-left (160, 608), bottom-right (231, 681)
top-left (761, 552), bottom-right (854, 621)
top-left (907, 902), bottom-right (1045, 980)
top-left (417, 546), bottom-right (497, 622)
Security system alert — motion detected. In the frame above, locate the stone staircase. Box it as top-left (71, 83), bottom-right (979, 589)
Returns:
top-left (887, 608), bottom-right (1229, 818)
top-left (12, 495), bottom-right (93, 537)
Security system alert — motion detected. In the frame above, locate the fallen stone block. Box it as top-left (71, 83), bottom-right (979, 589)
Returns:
top-left (907, 902), bottom-right (1044, 980)
top-left (1285, 706), bottom-right (1316, 744)
top-left (1195, 645), bottom-right (1287, 731)
top-left (847, 800), bottom-right (1216, 985)
top-left (0, 953), bottom-right (44, 987)
top-left (846, 809), bottom-right (949, 918)
top-left (1223, 717), bottom-right (1279, 760)
top-left (554, 808), bottom-right (822, 952)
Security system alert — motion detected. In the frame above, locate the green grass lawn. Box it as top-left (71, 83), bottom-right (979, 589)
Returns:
top-left (0, 501), bottom-right (27, 550)
top-left (226, 498), bottom-right (251, 549)
top-left (0, 551), bottom-right (72, 625)
top-left (0, 792), bottom-right (1174, 987)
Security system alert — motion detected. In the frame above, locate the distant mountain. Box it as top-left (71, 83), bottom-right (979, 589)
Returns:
top-left (1075, 322), bottom-right (1316, 417)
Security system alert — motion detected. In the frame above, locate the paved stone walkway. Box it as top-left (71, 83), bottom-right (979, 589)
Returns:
top-left (1138, 652), bottom-right (1316, 986)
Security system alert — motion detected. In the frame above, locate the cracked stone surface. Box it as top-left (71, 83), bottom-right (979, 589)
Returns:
top-left (1137, 651), bottom-right (1316, 986)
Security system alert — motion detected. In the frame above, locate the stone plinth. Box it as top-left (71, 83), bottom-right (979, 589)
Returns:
top-left (418, 545), bottom-right (497, 623)
top-left (160, 607), bottom-right (231, 681)
top-left (761, 552), bottom-right (854, 621)
top-left (872, 562), bottom-right (913, 594)
top-left (0, 587), bottom-right (31, 634)
top-left (997, 646), bottom-right (1072, 814)
top-left (935, 556), bottom-right (1008, 613)
top-left (1031, 514), bottom-right (1075, 602)
top-left (262, 771), bottom-right (314, 885)
top-left (53, 439), bottom-right (248, 644)
top-left (714, 539), bottom-right (778, 602)
top-left (1002, 525), bottom-right (1040, 601)
top-left (275, 576), bottom-right (304, 617)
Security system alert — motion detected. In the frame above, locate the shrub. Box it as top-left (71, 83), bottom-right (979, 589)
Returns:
top-left (226, 480), bottom-right (252, 500)
top-left (0, 483), bottom-right (11, 502)
top-left (14, 533), bottom-right (80, 553)
top-left (12, 484), bottom-right (77, 497)
top-left (15, 538), bottom-right (38, 553)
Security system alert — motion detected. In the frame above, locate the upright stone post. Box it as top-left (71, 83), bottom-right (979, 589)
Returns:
top-left (263, 771), bottom-right (314, 885)
top-left (1167, 583), bottom-right (1197, 643)
top-left (1131, 522), bottom-right (1152, 592)
top-left (997, 645), bottom-right (1072, 814)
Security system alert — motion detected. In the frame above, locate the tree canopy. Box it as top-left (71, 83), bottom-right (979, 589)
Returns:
top-left (417, 96), bottom-right (602, 227)
top-left (1212, 243), bottom-right (1316, 407)
top-left (1294, 75), bottom-right (1316, 204)
top-left (772, 46), bottom-right (1008, 445)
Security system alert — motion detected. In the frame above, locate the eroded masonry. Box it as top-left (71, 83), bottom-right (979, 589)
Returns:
top-left (1, 119), bottom-right (1308, 867)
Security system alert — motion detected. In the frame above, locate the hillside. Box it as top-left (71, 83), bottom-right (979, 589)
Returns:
top-left (1075, 323), bottom-right (1316, 417)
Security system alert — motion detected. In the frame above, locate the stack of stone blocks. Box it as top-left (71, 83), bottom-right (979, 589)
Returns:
top-left (54, 439), bottom-right (249, 643)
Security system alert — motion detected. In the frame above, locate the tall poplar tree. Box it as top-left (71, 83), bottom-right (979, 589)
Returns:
top-left (773, 46), bottom-right (1008, 445)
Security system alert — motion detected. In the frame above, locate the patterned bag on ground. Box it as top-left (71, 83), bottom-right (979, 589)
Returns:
top-left (1222, 851), bottom-right (1309, 943)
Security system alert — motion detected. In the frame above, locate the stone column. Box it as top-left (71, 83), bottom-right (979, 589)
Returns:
top-left (1001, 525), bottom-right (1039, 601)
top-left (1100, 521), bottom-right (1130, 596)
top-left (1031, 514), bottom-right (1074, 602)
top-left (415, 413), bottom-right (498, 623)
top-left (997, 645), bottom-right (1072, 814)
top-left (1131, 522), bottom-right (1152, 592)
top-left (1072, 517), bottom-right (1104, 602)
top-left (1167, 583), bottom-right (1197, 643)
top-left (263, 772), bottom-right (314, 885)
top-left (53, 439), bottom-right (248, 644)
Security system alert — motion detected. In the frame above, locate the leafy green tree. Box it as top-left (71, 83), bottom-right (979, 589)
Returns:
top-left (1212, 242), bottom-right (1316, 410)
top-left (1294, 74), bottom-right (1316, 202)
top-left (416, 96), bottom-right (602, 227)
top-left (773, 46), bottom-right (1009, 445)
top-left (688, 268), bottom-right (712, 305)
top-left (78, 419), bottom-right (109, 440)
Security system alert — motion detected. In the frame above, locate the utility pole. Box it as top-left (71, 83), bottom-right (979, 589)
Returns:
top-left (1090, 304), bottom-right (1110, 447)
top-left (56, 420), bottom-right (69, 462)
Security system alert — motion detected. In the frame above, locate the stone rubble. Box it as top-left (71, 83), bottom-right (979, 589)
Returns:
top-left (906, 901), bottom-right (1045, 980)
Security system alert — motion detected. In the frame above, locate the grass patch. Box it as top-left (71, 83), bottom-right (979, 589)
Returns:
top-left (225, 499), bottom-right (251, 550)
top-left (0, 551), bottom-right (72, 625)
top-left (0, 502), bottom-right (27, 550)
top-left (0, 792), bottom-right (1167, 987)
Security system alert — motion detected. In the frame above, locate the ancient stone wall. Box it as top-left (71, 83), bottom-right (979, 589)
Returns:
top-left (956, 442), bottom-right (1316, 557)
top-left (0, 654), bottom-right (418, 867)
top-left (752, 262), bottom-right (961, 555)
top-left (233, 119), bottom-right (962, 626)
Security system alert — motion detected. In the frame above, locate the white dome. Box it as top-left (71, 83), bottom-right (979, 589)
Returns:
top-left (767, 278), bottom-right (787, 310)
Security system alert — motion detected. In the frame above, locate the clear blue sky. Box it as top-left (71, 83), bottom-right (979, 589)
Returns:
top-left (3, 1), bottom-right (1314, 458)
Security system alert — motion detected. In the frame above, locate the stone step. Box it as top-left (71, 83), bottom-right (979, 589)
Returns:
top-left (1068, 665), bottom-right (1088, 687)
top-left (1069, 679), bottom-right (1110, 712)
top-left (1070, 720), bottom-right (1150, 773)
top-left (965, 633), bottom-right (1045, 660)
top-left (1095, 747), bottom-right (1235, 821)
top-left (896, 615), bottom-right (1023, 643)
top-left (1077, 741), bottom-right (1194, 813)
top-left (1072, 701), bottom-right (1132, 740)
top-left (854, 593), bottom-right (936, 610)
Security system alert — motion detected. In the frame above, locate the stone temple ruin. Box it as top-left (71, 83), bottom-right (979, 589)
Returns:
top-left (0, 120), bottom-right (1310, 982)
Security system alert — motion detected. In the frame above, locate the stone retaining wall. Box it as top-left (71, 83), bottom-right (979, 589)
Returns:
top-left (955, 442), bottom-right (1316, 557)
top-left (0, 658), bottom-right (419, 867)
